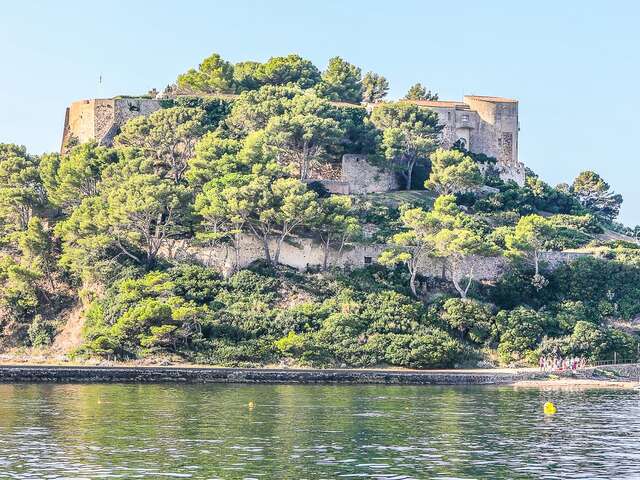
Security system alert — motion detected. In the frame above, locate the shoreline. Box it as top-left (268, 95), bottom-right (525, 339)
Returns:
top-left (0, 363), bottom-right (636, 388)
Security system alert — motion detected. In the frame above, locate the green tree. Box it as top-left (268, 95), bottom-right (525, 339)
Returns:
top-left (176, 52), bottom-right (235, 94)
top-left (361, 72), bottom-right (389, 103)
top-left (263, 93), bottom-right (345, 179)
top-left (223, 85), bottom-right (301, 138)
top-left (105, 174), bottom-right (191, 267)
top-left (426, 148), bottom-right (483, 194)
top-left (17, 217), bottom-right (56, 289)
top-left (233, 61), bottom-right (262, 92)
top-left (571, 170), bottom-right (622, 221)
top-left (496, 307), bottom-right (547, 363)
top-left (505, 214), bottom-right (558, 288)
top-left (115, 107), bottom-right (206, 184)
top-left (315, 195), bottom-right (361, 270)
top-left (245, 175), bottom-right (319, 265)
top-left (194, 173), bottom-right (253, 273)
top-left (54, 197), bottom-right (114, 280)
top-left (256, 54), bottom-right (321, 89)
top-left (0, 255), bottom-right (40, 323)
top-left (404, 82), bottom-right (439, 101)
top-left (42, 142), bottom-right (117, 210)
top-left (430, 196), bottom-right (498, 298)
top-left (198, 173), bottom-right (318, 267)
top-left (316, 56), bottom-right (362, 103)
top-left (440, 298), bottom-right (494, 344)
top-left (371, 102), bottom-right (442, 189)
top-left (0, 144), bottom-right (44, 234)
top-left (378, 206), bottom-right (439, 296)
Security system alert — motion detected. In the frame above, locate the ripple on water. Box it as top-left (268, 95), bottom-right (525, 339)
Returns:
top-left (0, 384), bottom-right (638, 479)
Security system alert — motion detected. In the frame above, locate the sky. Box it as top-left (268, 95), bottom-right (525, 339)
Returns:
top-left (1, 0), bottom-right (639, 225)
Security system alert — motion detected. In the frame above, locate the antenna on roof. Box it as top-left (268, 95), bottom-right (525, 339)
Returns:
top-left (97, 73), bottom-right (103, 99)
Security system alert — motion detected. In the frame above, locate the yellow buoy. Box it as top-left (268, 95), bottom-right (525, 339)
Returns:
top-left (543, 402), bottom-right (557, 415)
top-left (248, 401), bottom-right (255, 410)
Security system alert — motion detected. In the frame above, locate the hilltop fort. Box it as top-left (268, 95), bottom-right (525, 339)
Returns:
top-left (61, 94), bottom-right (525, 188)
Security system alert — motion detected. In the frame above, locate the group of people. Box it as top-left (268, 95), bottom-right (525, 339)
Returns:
top-left (538, 355), bottom-right (587, 372)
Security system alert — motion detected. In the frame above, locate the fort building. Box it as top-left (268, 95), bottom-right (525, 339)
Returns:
top-left (404, 95), bottom-right (524, 185)
top-left (60, 93), bottom-right (525, 186)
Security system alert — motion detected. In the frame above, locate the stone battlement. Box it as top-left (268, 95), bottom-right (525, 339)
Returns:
top-left (60, 97), bottom-right (162, 153)
top-left (60, 93), bottom-right (524, 185)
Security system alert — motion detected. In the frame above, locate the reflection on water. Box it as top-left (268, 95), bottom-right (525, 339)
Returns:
top-left (0, 383), bottom-right (637, 479)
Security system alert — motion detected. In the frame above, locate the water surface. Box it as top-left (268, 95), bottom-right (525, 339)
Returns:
top-left (0, 383), bottom-right (637, 479)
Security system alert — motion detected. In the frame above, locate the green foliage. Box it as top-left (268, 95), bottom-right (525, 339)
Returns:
top-left (0, 144), bottom-right (44, 235)
top-left (384, 331), bottom-right (463, 368)
top-left (0, 255), bottom-right (40, 323)
top-left (572, 171), bottom-right (622, 221)
top-left (316, 56), bottom-right (362, 103)
top-left (28, 315), bottom-right (53, 347)
top-left (171, 96), bottom-right (232, 130)
top-left (440, 298), bottom-right (494, 344)
top-left (371, 102), bottom-right (443, 189)
top-left (403, 83), bottom-right (438, 101)
top-left (176, 52), bottom-right (235, 94)
top-left (495, 307), bottom-right (548, 363)
top-left (223, 85), bottom-right (301, 138)
top-left (42, 142), bottom-right (117, 210)
top-left (115, 107), bottom-right (206, 183)
top-left (361, 72), bottom-right (389, 103)
top-left (426, 148), bottom-right (483, 194)
top-left (263, 92), bottom-right (345, 179)
top-left (256, 54), bottom-right (321, 89)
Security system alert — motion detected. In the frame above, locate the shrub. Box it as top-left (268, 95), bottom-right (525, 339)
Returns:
top-left (495, 307), bottom-right (548, 364)
top-left (440, 298), bottom-right (494, 344)
top-left (384, 330), bottom-right (464, 368)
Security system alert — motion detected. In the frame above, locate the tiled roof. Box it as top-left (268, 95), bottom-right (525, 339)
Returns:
top-left (464, 95), bottom-right (518, 103)
top-left (404, 99), bottom-right (467, 108)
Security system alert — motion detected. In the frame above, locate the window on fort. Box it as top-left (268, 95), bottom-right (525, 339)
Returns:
top-left (461, 114), bottom-right (469, 122)
top-left (447, 111), bottom-right (452, 120)
top-left (364, 256), bottom-right (372, 265)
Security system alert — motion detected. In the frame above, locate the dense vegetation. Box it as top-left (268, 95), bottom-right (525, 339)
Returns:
top-left (1, 52), bottom-right (638, 368)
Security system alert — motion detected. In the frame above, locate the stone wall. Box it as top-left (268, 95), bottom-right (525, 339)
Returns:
top-left (341, 154), bottom-right (399, 193)
top-left (463, 96), bottom-right (519, 167)
top-left (61, 98), bottom-right (162, 153)
top-left (0, 365), bottom-right (531, 385)
top-left (408, 96), bottom-right (524, 186)
top-left (165, 235), bottom-right (588, 281)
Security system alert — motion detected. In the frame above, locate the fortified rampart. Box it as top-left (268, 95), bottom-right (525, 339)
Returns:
top-left (61, 93), bottom-right (525, 185)
top-left (61, 98), bottom-right (161, 153)
top-left (163, 235), bottom-right (588, 280)
top-left (407, 95), bottom-right (524, 185)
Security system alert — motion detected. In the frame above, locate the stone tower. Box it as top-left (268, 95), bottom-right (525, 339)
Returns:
top-left (60, 97), bottom-right (162, 153)
top-left (406, 95), bottom-right (524, 185)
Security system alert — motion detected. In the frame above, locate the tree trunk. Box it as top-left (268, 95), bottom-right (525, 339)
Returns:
top-left (262, 236), bottom-right (272, 265)
top-left (322, 234), bottom-right (331, 271)
top-left (409, 266), bottom-right (418, 297)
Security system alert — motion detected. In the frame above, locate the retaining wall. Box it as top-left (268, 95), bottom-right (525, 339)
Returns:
top-left (0, 365), bottom-right (528, 385)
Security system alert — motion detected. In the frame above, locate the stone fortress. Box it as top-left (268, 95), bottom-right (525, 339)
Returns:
top-left (61, 94), bottom-right (525, 190)
top-left (59, 93), bottom-right (553, 276)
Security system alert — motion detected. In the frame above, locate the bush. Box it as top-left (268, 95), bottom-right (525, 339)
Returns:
top-left (439, 298), bottom-right (494, 344)
top-left (27, 315), bottom-right (52, 347)
top-left (495, 307), bottom-right (548, 364)
top-left (384, 330), bottom-right (464, 368)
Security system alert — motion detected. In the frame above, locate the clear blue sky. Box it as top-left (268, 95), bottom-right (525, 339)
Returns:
top-left (1, 0), bottom-right (639, 225)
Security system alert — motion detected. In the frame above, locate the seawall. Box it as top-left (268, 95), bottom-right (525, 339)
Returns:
top-left (0, 365), bottom-right (532, 385)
